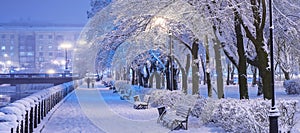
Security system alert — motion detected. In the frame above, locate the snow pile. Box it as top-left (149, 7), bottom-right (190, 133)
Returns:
top-left (210, 99), bottom-right (270, 133)
top-left (131, 85), bottom-right (152, 96)
top-left (194, 98), bottom-right (297, 133)
top-left (149, 89), bottom-right (184, 108)
top-left (149, 89), bottom-right (298, 132)
top-left (283, 79), bottom-right (300, 94)
top-left (114, 80), bottom-right (127, 88)
top-left (114, 80), bottom-right (130, 92)
top-left (277, 100), bottom-right (298, 132)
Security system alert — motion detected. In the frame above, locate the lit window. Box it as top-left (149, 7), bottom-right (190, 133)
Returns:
top-left (27, 52), bottom-right (34, 56)
top-left (1, 46), bottom-right (5, 50)
top-left (20, 52), bottom-right (26, 56)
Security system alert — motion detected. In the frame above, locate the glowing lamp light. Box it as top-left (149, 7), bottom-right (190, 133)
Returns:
top-left (47, 69), bottom-right (56, 74)
top-left (6, 61), bottom-right (12, 65)
top-left (60, 42), bottom-right (72, 49)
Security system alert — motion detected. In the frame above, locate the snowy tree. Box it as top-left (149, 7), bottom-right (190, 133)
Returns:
top-left (273, 0), bottom-right (300, 80)
top-left (87, 0), bottom-right (112, 18)
top-left (186, 0), bottom-right (249, 99)
top-left (193, 0), bottom-right (275, 99)
top-left (77, 0), bottom-right (213, 95)
top-left (81, 0), bottom-right (298, 99)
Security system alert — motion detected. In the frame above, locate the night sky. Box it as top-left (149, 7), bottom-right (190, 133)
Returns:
top-left (0, 0), bottom-right (90, 25)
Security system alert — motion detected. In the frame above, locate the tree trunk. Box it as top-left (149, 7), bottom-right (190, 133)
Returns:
top-left (123, 67), bottom-right (126, 80)
top-left (131, 68), bottom-right (135, 85)
top-left (234, 13), bottom-right (249, 99)
top-left (192, 39), bottom-right (200, 95)
top-left (165, 59), bottom-right (171, 90)
top-left (143, 65), bottom-right (150, 87)
top-left (115, 71), bottom-right (120, 80)
top-left (161, 73), bottom-right (165, 89)
top-left (200, 55), bottom-right (206, 85)
top-left (226, 62), bottom-right (231, 85)
top-left (230, 65), bottom-right (235, 82)
top-left (213, 38), bottom-right (224, 99)
top-left (173, 67), bottom-right (178, 90)
top-left (205, 35), bottom-right (212, 97)
top-left (155, 72), bottom-right (161, 89)
top-left (257, 43), bottom-right (272, 99)
top-left (182, 54), bottom-right (190, 94)
top-left (138, 70), bottom-right (143, 86)
top-left (149, 71), bottom-right (161, 88)
top-left (181, 71), bottom-right (187, 94)
top-left (149, 73), bottom-right (154, 88)
top-left (281, 68), bottom-right (290, 80)
top-left (252, 66), bottom-right (257, 86)
top-left (260, 69), bottom-right (272, 99)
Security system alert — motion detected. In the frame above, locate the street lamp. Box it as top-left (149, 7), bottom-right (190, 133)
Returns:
top-left (269, 0), bottom-right (280, 132)
top-left (169, 31), bottom-right (174, 91)
top-left (60, 42), bottom-right (72, 74)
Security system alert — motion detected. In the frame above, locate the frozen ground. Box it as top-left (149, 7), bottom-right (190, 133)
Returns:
top-left (38, 81), bottom-right (300, 133)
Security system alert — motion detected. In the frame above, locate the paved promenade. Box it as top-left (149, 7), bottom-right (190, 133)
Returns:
top-left (40, 83), bottom-right (169, 133)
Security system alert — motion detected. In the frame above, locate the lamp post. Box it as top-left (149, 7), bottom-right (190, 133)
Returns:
top-left (60, 42), bottom-right (72, 74)
top-left (269, 0), bottom-right (279, 132)
top-left (169, 31), bottom-right (174, 91)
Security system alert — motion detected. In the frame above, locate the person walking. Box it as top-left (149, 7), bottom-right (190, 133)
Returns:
top-left (91, 77), bottom-right (96, 88)
top-left (86, 77), bottom-right (91, 88)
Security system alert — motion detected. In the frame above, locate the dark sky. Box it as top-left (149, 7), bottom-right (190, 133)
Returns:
top-left (0, 0), bottom-right (90, 25)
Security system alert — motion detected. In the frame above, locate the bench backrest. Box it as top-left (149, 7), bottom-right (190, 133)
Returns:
top-left (133, 95), bottom-right (141, 102)
top-left (143, 95), bottom-right (151, 103)
top-left (175, 105), bottom-right (190, 118)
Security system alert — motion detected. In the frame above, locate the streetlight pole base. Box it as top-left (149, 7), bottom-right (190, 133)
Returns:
top-left (269, 106), bottom-right (280, 133)
top-left (63, 69), bottom-right (70, 77)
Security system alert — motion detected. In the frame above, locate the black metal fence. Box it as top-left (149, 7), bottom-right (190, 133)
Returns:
top-left (0, 79), bottom-right (82, 133)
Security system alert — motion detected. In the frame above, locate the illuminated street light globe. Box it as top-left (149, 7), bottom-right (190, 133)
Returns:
top-left (60, 42), bottom-right (72, 49)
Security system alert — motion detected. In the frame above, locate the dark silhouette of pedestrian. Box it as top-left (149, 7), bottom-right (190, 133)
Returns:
top-left (91, 77), bottom-right (95, 88)
top-left (86, 77), bottom-right (91, 88)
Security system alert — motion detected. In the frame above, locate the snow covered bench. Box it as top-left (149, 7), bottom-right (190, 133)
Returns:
top-left (133, 95), bottom-right (150, 109)
top-left (120, 89), bottom-right (132, 100)
top-left (116, 83), bottom-right (132, 100)
top-left (160, 105), bottom-right (191, 130)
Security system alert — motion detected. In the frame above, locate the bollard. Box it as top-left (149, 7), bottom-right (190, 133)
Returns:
top-left (34, 105), bottom-right (37, 128)
top-left (29, 107), bottom-right (33, 133)
top-left (43, 99), bottom-right (46, 117)
top-left (38, 102), bottom-right (41, 124)
top-left (25, 111), bottom-right (28, 133)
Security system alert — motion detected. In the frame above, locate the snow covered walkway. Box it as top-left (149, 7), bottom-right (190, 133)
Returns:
top-left (40, 83), bottom-right (169, 133)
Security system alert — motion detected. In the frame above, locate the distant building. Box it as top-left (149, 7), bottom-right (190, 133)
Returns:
top-left (0, 25), bottom-right (83, 73)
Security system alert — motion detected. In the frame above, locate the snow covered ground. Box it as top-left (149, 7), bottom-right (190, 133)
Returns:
top-left (38, 81), bottom-right (300, 133)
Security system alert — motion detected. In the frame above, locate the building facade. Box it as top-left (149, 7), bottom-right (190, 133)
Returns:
top-left (0, 25), bottom-right (82, 73)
